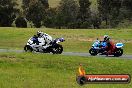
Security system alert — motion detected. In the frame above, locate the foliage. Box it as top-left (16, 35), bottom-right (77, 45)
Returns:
top-left (15, 17), bottom-right (27, 28)
top-left (91, 12), bottom-right (101, 29)
top-left (97, 0), bottom-right (122, 28)
top-left (56, 0), bottom-right (79, 28)
top-left (0, 0), bottom-right (132, 28)
top-left (0, 0), bottom-right (19, 27)
top-left (43, 8), bottom-right (57, 28)
top-left (22, 0), bottom-right (48, 28)
top-left (78, 0), bottom-right (91, 22)
top-left (77, 0), bottom-right (92, 28)
top-left (44, 0), bottom-right (92, 29)
top-left (97, 0), bottom-right (132, 28)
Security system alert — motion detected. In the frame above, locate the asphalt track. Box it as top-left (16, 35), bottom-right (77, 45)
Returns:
top-left (0, 49), bottom-right (132, 59)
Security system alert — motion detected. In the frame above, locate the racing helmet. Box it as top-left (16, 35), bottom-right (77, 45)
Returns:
top-left (59, 38), bottom-right (65, 42)
top-left (37, 31), bottom-right (43, 37)
top-left (103, 35), bottom-right (110, 41)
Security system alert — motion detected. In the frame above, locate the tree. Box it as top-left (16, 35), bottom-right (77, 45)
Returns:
top-left (22, 0), bottom-right (48, 28)
top-left (56, 0), bottom-right (79, 28)
top-left (77, 0), bottom-right (92, 28)
top-left (0, 0), bottom-right (19, 27)
top-left (78, 0), bottom-right (91, 21)
top-left (91, 12), bottom-right (101, 29)
top-left (40, 0), bottom-right (49, 8)
top-left (97, 0), bottom-right (122, 28)
top-left (122, 0), bottom-right (132, 11)
top-left (15, 17), bottom-right (27, 28)
top-left (43, 8), bottom-right (57, 28)
top-left (120, 0), bottom-right (132, 20)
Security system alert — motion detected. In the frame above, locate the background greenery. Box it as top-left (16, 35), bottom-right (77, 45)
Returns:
top-left (1, 0), bottom-right (132, 28)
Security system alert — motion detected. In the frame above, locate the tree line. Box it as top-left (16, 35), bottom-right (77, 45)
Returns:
top-left (0, 0), bottom-right (132, 28)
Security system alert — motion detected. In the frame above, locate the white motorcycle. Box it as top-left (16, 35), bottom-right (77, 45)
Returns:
top-left (24, 37), bottom-right (65, 54)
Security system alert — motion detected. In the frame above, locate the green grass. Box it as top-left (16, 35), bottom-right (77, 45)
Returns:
top-left (0, 52), bottom-right (132, 88)
top-left (0, 27), bottom-right (132, 54)
top-left (0, 27), bottom-right (132, 87)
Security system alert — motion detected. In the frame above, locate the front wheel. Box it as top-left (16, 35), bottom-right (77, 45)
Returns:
top-left (52, 44), bottom-right (63, 54)
top-left (114, 48), bottom-right (123, 57)
top-left (24, 45), bottom-right (33, 52)
top-left (89, 48), bottom-right (98, 56)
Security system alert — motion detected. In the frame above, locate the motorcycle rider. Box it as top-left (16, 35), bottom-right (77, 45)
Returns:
top-left (37, 31), bottom-right (53, 49)
top-left (103, 35), bottom-right (115, 55)
top-left (94, 38), bottom-right (101, 48)
top-left (29, 35), bottom-right (41, 52)
top-left (32, 35), bottom-right (39, 45)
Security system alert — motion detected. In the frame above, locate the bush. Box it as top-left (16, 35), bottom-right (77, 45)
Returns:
top-left (80, 21), bottom-right (92, 29)
top-left (15, 17), bottom-right (27, 28)
top-left (0, 0), bottom-right (18, 27)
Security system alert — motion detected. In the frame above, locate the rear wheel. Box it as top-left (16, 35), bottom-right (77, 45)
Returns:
top-left (89, 48), bottom-right (98, 56)
top-left (52, 44), bottom-right (63, 54)
top-left (24, 45), bottom-right (33, 52)
top-left (114, 48), bottom-right (123, 57)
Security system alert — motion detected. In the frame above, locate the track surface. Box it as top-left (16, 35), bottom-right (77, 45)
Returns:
top-left (0, 49), bottom-right (132, 59)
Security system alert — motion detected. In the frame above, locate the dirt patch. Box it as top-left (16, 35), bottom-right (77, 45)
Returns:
top-left (78, 38), bottom-right (132, 43)
top-left (0, 55), bottom-right (16, 60)
top-left (78, 38), bottom-right (95, 42)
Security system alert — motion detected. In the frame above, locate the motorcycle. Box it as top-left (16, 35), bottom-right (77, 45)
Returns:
top-left (24, 37), bottom-right (65, 54)
top-left (89, 40), bottom-right (124, 57)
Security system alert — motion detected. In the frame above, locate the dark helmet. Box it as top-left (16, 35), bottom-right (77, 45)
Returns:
top-left (104, 35), bottom-right (110, 41)
top-left (59, 38), bottom-right (65, 42)
top-left (37, 31), bottom-right (43, 37)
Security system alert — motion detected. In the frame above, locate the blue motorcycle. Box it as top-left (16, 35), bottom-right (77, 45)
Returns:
top-left (89, 40), bottom-right (124, 57)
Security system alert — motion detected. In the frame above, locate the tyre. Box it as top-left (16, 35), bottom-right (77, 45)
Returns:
top-left (114, 48), bottom-right (123, 57)
top-left (52, 44), bottom-right (63, 54)
top-left (24, 45), bottom-right (33, 52)
top-left (89, 48), bottom-right (98, 56)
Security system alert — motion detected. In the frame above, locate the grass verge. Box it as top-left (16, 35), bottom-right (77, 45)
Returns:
top-left (0, 52), bottom-right (132, 88)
